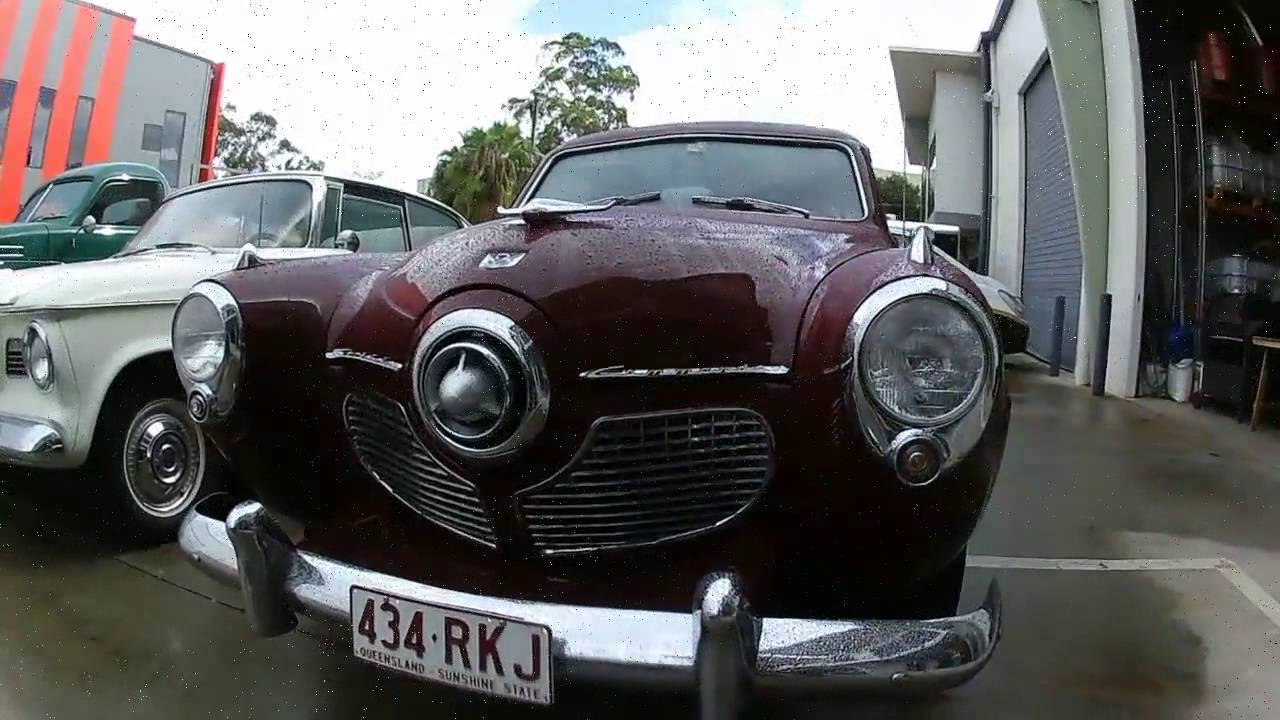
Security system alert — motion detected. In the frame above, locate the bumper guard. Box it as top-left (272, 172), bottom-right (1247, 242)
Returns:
top-left (179, 495), bottom-right (1001, 717)
top-left (0, 413), bottom-right (64, 464)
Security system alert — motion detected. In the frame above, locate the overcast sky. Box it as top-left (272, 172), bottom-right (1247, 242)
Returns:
top-left (100, 0), bottom-right (997, 191)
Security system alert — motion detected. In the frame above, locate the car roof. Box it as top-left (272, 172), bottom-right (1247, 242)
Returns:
top-left (553, 122), bottom-right (869, 153)
top-left (162, 171), bottom-right (468, 226)
top-left (48, 162), bottom-right (168, 186)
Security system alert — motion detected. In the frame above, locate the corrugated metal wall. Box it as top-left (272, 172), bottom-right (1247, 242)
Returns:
top-left (1022, 60), bottom-right (1083, 370)
top-left (0, 0), bottom-right (215, 218)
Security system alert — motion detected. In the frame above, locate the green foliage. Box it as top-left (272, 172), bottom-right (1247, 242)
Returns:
top-left (874, 172), bottom-right (923, 221)
top-left (428, 122), bottom-right (538, 223)
top-left (505, 32), bottom-right (640, 153)
top-left (216, 104), bottom-right (325, 173)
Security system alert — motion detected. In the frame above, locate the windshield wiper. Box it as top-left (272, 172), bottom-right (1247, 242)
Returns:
top-left (498, 191), bottom-right (662, 221)
top-left (691, 195), bottom-right (811, 218)
top-left (32, 214), bottom-right (67, 222)
top-left (118, 242), bottom-right (215, 257)
top-left (586, 190), bottom-right (662, 207)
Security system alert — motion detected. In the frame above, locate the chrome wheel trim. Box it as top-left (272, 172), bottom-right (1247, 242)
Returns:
top-left (122, 403), bottom-right (206, 519)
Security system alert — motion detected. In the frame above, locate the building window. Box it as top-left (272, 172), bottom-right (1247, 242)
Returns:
top-left (66, 96), bottom-right (94, 169)
top-left (160, 110), bottom-right (186, 186)
top-left (0, 80), bottom-right (16, 158)
top-left (141, 123), bottom-right (162, 152)
top-left (27, 87), bottom-right (56, 168)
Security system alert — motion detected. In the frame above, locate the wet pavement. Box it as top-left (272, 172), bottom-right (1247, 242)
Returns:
top-left (1, 358), bottom-right (1278, 718)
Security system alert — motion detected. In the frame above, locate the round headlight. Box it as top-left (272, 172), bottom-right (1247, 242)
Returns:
top-left (23, 322), bottom-right (54, 391)
top-left (173, 294), bottom-right (226, 382)
top-left (413, 309), bottom-right (549, 460)
top-left (859, 295), bottom-right (987, 425)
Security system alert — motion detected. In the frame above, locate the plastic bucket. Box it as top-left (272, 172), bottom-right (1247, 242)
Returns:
top-left (1169, 359), bottom-right (1195, 403)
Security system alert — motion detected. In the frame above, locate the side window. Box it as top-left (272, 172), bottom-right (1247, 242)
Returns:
top-left (407, 199), bottom-right (462, 249)
top-left (90, 180), bottom-right (166, 227)
top-left (339, 191), bottom-right (407, 253)
top-left (319, 186), bottom-right (341, 247)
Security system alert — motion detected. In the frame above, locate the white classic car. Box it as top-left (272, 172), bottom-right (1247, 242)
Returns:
top-left (887, 219), bottom-right (1029, 354)
top-left (0, 172), bottom-right (466, 539)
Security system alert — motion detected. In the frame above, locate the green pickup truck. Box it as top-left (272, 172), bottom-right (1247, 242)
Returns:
top-left (0, 162), bottom-right (169, 269)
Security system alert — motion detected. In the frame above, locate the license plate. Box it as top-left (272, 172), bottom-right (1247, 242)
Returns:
top-left (349, 587), bottom-right (553, 705)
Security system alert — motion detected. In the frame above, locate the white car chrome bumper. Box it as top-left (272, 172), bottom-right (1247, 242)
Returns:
top-left (0, 413), bottom-right (64, 465)
top-left (180, 495), bottom-right (1002, 717)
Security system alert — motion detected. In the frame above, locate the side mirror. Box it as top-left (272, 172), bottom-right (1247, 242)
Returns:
top-left (79, 215), bottom-right (97, 233)
top-left (335, 229), bottom-right (361, 253)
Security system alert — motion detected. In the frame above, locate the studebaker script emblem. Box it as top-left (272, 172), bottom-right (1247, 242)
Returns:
top-left (579, 364), bottom-right (789, 379)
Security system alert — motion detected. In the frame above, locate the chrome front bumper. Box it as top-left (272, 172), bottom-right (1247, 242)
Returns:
top-left (0, 413), bottom-right (64, 464)
top-left (179, 495), bottom-right (1001, 716)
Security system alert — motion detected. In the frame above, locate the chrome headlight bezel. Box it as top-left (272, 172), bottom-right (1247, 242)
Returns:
top-left (411, 309), bottom-right (549, 460)
top-left (172, 282), bottom-right (243, 423)
top-left (23, 321), bottom-right (54, 392)
top-left (845, 276), bottom-right (1000, 484)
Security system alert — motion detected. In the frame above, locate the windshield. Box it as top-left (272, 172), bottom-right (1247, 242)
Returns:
top-left (530, 140), bottom-right (865, 219)
top-left (17, 179), bottom-right (91, 222)
top-left (121, 179), bottom-right (312, 253)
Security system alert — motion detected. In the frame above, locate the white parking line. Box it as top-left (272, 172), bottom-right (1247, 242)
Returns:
top-left (968, 555), bottom-right (1280, 631)
top-left (968, 556), bottom-right (1222, 571)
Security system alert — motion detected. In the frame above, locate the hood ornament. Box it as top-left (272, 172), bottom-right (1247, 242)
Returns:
top-left (480, 251), bottom-right (527, 269)
top-left (234, 243), bottom-right (264, 270)
top-left (907, 227), bottom-right (935, 266)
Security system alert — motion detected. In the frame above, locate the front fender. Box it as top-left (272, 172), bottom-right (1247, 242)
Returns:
top-left (58, 303), bottom-right (178, 462)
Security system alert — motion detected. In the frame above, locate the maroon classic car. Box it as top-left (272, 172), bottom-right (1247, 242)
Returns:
top-left (171, 122), bottom-right (1008, 716)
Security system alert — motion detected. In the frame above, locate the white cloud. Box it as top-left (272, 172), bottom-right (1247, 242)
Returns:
top-left (101, 0), bottom-right (994, 191)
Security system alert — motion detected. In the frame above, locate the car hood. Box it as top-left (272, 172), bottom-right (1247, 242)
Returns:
top-left (353, 207), bottom-right (890, 369)
top-left (0, 247), bottom-right (346, 310)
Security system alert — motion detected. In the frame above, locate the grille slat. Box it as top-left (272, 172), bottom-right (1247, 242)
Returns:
top-left (4, 339), bottom-right (25, 378)
top-left (345, 394), bottom-right (497, 547)
top-left (520, 408), bottom-right (772, 554)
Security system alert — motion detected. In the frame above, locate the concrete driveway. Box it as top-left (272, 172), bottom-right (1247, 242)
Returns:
top-left (1, 359), bottom-right (1277, 718)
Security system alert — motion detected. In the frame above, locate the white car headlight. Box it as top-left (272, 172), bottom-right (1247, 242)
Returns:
top-left (860, 295), bottom-right (987, 425)
top-left (23, 322), bottom-right (54, 391)
top-left (173, 294), bottom-right (227, 382)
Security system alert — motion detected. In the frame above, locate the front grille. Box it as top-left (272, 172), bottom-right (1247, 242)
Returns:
top-left (4, 339), bottom-right (24, 377)
top-left (519, 409), bottom-right (773, 554)
top-left (344, 393), bottom-right (497, 547)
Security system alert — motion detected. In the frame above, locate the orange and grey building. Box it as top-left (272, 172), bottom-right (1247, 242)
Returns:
top-left (0, 0), bottom-right (224, 218)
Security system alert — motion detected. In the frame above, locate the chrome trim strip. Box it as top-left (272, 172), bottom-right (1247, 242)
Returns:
top-left (0, 413), bottom-right (65, 462)
top-left (324, 349), bottom-right (403, 372)
top-left (844, 276), bottom-right (1002, 474)
top-left (180, 497), bottom-right (1001, 705)
top-left (0, 299), bottom-right (176, 315)
top-left (580, 365), bottom-right (789, 379)
top-left (516, 133), bottom-right (872, 223)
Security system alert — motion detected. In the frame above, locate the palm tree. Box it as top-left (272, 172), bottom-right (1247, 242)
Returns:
top-left (428, 123), bottom-right (538, 223)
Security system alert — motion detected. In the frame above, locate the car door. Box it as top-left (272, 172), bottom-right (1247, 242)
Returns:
top-left (61, 178), bottom-right (166, 261)
top-left (335, 185), bottom-right (410, 253)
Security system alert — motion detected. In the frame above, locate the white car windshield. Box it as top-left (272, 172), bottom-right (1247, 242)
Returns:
top-left (530, 139), bottom-right (865, 220)
top-left (120, 179), bottom-right (312, 253)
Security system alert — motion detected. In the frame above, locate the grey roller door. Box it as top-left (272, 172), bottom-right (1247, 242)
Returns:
top-left (1022, 60), bottom-right (1082, 370)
